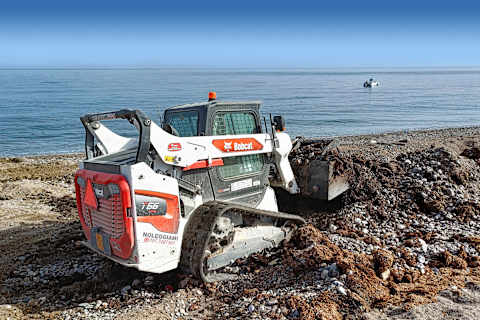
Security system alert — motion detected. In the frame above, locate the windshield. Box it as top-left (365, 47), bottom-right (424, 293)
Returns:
top-left (164, 110), bottom-right (199, 137)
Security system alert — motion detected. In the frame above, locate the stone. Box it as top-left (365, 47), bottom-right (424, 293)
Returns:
top-left (380, 269), bottom-right (390, 281)
top-left (248, 304), bottom-right (255, 312)
top-left (121, 285), bottom-right (131, 295)
top-left (418, 238), bottom-right (428, 253)
top-left (321, 269), bottom-right (329, 280)
top-left (131, 279), bottom-right (142, 288)
top-left (337, 286), bottom-right (347, 295)
top-left (418, 255), bottom-right (426, 264)
top-left (329, 269), bottom-right (339, 278)
top-left (332, 280), bottom-right (343, 287)
top-left (289, 309), bottom-right (300, 318)
top-left (178, 278), bottom-right (189, 289)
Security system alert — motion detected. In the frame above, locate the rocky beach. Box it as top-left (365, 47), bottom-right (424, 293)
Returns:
top-left (1, 127), bottom-right (480, 320)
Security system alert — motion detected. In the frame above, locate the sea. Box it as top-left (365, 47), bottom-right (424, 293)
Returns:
top-left (1, 67), bottom-right (480, 157)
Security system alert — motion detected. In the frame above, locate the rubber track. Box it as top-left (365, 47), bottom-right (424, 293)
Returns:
top-left (180, 201), bottom-right (305, 282)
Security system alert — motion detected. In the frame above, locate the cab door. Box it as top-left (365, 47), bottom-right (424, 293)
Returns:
top-left (207, 109), bottom-right (270, 207)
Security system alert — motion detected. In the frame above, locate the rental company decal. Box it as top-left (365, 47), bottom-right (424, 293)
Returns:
top-left (143, 232), bottom-right (178, 245)
top-left (167, 143), bottom-right (182, 151)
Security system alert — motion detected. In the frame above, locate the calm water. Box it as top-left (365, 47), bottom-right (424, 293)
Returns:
top-left (1, 68), bottom-right (480, 156)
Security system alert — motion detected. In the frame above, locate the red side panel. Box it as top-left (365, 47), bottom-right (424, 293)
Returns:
top-left (75, 169), bottom-right (134, 260)
top-left (135, 190), bottom-right (180, 234)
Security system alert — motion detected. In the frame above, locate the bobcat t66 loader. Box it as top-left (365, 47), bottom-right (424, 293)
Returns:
top-left (74, 93), bottom-right (337, 282)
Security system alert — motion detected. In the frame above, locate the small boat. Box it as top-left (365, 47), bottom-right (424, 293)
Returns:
top-left (363, 78), bottom-right (379, 88)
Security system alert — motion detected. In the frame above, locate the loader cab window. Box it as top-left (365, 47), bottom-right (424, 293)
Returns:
top-left (212, 111), bottom-right (263, 179)
top-left (164, 110), bottom-right (198, 137)
top-left (212, 112), bottom-right (256, 135)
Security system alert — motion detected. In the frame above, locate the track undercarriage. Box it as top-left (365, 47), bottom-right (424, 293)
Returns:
top-left (180, 201), bottom-right (305, 282)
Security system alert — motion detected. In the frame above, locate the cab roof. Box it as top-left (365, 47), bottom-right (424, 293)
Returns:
top-left (164, 100), bottom-right (262, 111)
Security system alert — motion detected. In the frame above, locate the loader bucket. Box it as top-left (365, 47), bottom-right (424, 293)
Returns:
top-left (300, 160), bottom-right (349, 200)
top-left (290, 138), bottom-right (349, 201)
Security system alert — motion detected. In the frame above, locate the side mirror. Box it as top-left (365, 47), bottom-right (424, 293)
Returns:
top-left (273, 115), bottom-right (286, 132)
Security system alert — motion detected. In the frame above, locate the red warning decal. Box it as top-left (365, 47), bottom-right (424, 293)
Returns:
top-left (168, 143), bottom-right (182, 151)
top-left (84, 179), bottom-right (98, 209)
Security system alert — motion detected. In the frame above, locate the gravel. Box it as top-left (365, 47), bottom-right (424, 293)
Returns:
top-left (2, 127), bottom-right (480, 319)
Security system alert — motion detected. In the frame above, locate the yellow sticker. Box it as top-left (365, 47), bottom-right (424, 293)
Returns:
top-left (96, 233), bottom-right (104, 251)
top-left (164, 155), bottom-right (175, 163)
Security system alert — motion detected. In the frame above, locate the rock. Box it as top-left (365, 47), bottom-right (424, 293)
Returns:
top-left (131, 279), bottom-right (142, 288)
top-left (178, 278), bottom-right (189, 289)
top-left (329, 269), bottom-right (339, 278)
top-left (418, 238), bottom-right (428, 253)
top-left (418, 255), bottom-right (426, 264)
top-left (373, 249), bottom-right (394, 274)
top-left (248, 304), bottom-right (255, 312)
top-left (380, 269), bottom-right (390, 281)
top-left (289, 309), bottom-right (300, 318)
top-left (445, 188), bottom-right (455, 197)
top-left (121, 285), bottom-right (131, 295)
top-left (337, 286), bottom-right (347, 295)
top-left (329, 263), bottom-right (339, 273)
top-left (144, 276), bottom-right (154, 285)
top-left (321, 269), bottom-right (329, 280)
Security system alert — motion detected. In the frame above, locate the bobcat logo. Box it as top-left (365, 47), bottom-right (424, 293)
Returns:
top-left (224, 141), bottom-right (232, 151)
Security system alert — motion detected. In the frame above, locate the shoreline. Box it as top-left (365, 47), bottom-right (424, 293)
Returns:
top-left (3, 125), bottom-right (480, 160)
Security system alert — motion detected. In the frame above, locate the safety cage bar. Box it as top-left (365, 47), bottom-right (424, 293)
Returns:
top-left (80, 109), bottom-right (151, 164)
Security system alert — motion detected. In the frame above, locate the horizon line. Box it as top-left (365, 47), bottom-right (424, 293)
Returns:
top-left (1, 65), bottom-right (480, 70)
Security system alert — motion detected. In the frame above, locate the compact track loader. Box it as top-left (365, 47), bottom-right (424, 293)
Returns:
top-left (74, 93), bottom-right (341, 281)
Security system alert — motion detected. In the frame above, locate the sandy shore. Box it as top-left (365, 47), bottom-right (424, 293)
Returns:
top-left (1, 127), bottom-right (480, 319)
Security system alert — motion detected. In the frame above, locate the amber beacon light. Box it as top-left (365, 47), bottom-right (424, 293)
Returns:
top-left (208, 91), bottom-right (217, 101)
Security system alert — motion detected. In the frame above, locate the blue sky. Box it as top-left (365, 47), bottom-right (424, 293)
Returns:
top-left (1, 1), bottom-right (479, 67)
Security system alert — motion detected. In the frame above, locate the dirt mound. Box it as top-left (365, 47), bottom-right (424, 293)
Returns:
top-left (285, 293), bottom-right (342, 320)
top-left (284, 225), bottom-right (480, 316)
